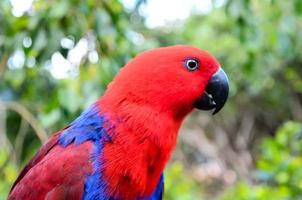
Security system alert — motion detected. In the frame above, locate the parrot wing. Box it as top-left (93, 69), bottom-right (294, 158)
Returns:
top-left (8, 128), bottom-right (94, 200)
top-left (9, 130), bottom-right (64, 193)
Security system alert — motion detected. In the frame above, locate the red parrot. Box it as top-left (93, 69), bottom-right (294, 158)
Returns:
top-left (8, 45), bottom-right (229, 200)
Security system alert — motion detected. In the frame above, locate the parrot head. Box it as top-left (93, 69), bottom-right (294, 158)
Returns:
top-left (104, 45), bottom-right (229, 120)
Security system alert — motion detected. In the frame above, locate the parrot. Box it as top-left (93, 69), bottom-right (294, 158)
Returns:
top-left (8, 45), bottom-right (229, 200)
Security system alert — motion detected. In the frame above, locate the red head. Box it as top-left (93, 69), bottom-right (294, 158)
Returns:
top-left (101, 45), bottom-right (229, 121)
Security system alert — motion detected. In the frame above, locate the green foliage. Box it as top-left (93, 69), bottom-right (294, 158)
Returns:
top-left (219, 122), bottom-right (302, 200)
top-left (220, 182), bottom-right (290, 200)
top-left (0, 150), bottom-right (18, 199)
top-left (164, 162), bottom-right (202, 200)
top-left (0, 0), bottom-right (140, 162)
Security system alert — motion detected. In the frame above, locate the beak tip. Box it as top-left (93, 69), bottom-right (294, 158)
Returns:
top-left (194, 67), bottom-right (229, 114)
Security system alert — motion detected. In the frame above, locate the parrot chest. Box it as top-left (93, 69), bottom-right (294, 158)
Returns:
top-left (101, 118), bottom-right (177, 199)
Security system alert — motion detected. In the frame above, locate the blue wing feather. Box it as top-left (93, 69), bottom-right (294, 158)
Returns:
top-left (58, 104), bottom-right (111, 199)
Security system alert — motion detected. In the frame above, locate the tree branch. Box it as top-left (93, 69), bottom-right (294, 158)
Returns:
top-left (0, 101), bottom-right (48, 143)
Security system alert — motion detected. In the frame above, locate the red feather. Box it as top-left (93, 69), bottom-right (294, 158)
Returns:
top-left (9, 133), bottom-right (93, 200)
top-left (10, 131), bottom-right (63, 192)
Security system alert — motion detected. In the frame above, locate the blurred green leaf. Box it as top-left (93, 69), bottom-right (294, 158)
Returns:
top-left (219, 122), bottom-right (302, 200)
top-left (164, 162), bottom-right (202, 200)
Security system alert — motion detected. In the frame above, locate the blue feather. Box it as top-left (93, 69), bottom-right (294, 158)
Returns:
top-left (58, 104), bottom-right (110, 199)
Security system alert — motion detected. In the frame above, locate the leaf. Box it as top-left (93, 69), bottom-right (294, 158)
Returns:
top-left (58, 87), bottom-right (82, 113)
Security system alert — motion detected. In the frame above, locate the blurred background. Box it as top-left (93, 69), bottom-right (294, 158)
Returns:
top-left (1, 0), bottom-right (302, 199)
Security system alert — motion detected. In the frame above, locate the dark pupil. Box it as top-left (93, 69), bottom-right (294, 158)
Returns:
top-left (188, 60), bottom-right (196, 69)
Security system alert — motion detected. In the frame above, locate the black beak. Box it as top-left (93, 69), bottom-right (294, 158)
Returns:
top-left (194, 68), bottom-right (229, 114)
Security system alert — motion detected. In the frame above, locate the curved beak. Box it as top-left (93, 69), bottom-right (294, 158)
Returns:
top-left (194, 68), bottom-right (229, 114)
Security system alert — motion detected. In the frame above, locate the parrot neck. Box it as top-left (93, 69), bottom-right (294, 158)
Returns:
top-left (98, 97), bottom-right (185, 199)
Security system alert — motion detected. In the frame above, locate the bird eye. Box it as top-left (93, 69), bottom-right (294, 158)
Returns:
top-left (184, 58), bottom-right (199, 71)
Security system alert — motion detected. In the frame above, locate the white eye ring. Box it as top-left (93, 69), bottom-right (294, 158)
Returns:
top-left (184, 58), bottom-right (199, 71)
